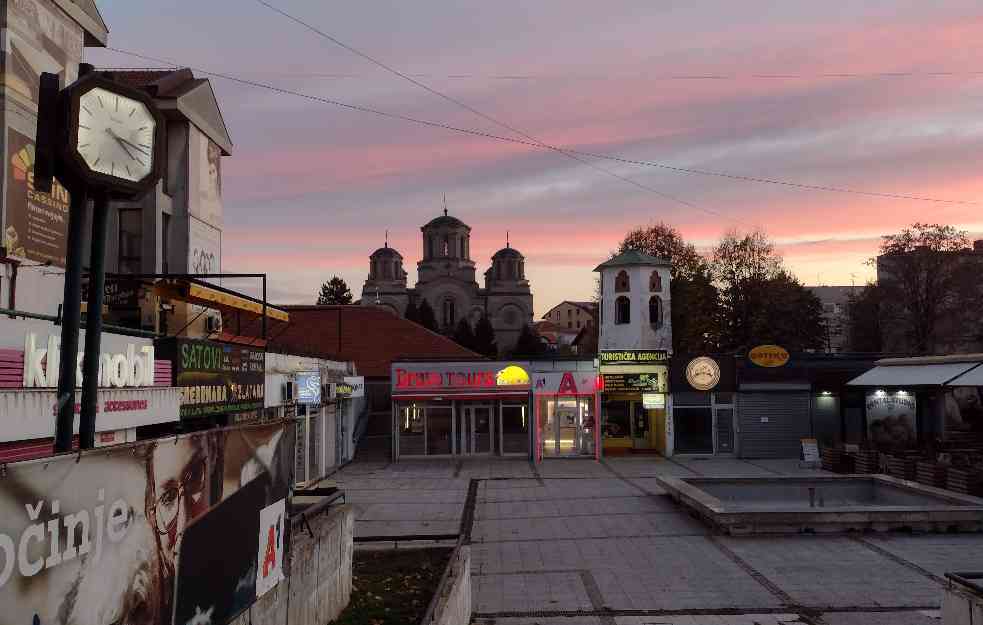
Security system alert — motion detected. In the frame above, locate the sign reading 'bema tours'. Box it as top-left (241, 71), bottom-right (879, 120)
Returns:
top-left (157, 338), bottom-right (265, 418)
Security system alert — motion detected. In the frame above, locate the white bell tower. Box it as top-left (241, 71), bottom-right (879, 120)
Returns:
top-left (594, 250), bottom-right (672, 352)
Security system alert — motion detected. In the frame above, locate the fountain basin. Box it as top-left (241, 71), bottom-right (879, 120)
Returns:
top-left (657, 474), bottom-right (983, 535)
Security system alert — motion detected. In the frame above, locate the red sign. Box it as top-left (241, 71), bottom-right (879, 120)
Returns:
top-left (395, 368), bottom-right (497, 389)
top-left (557, 372), bottom-right (578, 394)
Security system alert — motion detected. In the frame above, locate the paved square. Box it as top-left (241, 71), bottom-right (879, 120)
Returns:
top-left (334, 456), bottom-right (975, 621)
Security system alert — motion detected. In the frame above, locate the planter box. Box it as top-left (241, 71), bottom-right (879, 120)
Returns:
top-left (947, 468), bottom-right (983, 497)
top-left (854, 451), bottom-right (880, 474)
top-left (886, 456), bottom-right (918, 481)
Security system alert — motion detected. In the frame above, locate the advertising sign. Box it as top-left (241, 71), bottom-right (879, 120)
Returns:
top-left (20, 332), bottom-right (156, 389)
top-left (599, 350), bottom-right (669, 366)
top-left (0, 421), bottom-right (293, 625)
top-left (297, 371), bottom-right (321, 404)
top-left (83, 277), bottom-right (142, 308)
top-left (157, 338), bottom-right (265, 418)
top-left (4, 129), bottom-right (71, 266)
top-left (337, 376), bottom-right (365, 398)
top-left (2, 0), bottom-right (84, 109)
top-left (189, 129), bottom-right (224, 230)
top-left (256, 499), bottom-right (286, 598)
top-left (749, 345), bottom-right (790, 368)
top-left (685, 356), bottom-right (721, 391)
top-left (533, 370), bottom-right (598, 395)
top-left (642, 393), bottom-right (665, 409)
top-left (945, 387), bottom-right (983, 433)
top-left (602, 367), bottom-right (668, 393)
top-left (392, 362), bottom-right (531, 394)
top-left (866, 391), bottom-right (917, 448)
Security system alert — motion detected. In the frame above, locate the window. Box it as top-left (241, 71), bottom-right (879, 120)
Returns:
top-left (615, 270), bottom-right (630, 292)
top-left (161, 213), bottom-right (170, 274)
top-left (428, 237), bottom-right (435, 259)
top-left (442, 238), bottom-right (449, 256)
top-left (503, 307), bottom-right (519, 326)
top-left (118, 209), bottom-right (142, 273)
top-left (460, 237), bottom-right (465, 258)
top-left (649, 296), bottom-right (663, 328)
top-left (442, 298), bottom-right (456, 327)
top-left (567, 309), bottom-right (572, 319)
top-left (649, 271), bottom-right (662, 293)
top-left (615, 296), bottom-right (630, 325)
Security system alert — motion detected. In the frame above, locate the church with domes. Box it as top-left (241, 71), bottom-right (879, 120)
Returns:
top-left (360, 210), bottom-right (533, 356)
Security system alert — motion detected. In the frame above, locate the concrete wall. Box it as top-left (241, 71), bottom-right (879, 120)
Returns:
top-left (942, 574), bottom-right (983, 625)
top-left (230, 504), bottom-right (355, 625)
top-left (426, 545), bottom-right (472, 625)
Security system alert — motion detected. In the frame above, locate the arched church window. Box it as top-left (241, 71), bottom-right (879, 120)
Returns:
top-left (649, 271), bottom-right (662, 293)
top-left (615, 296), bottom-right (630, 325)
top-left (503, 306), bottom-right (519, 327)
top-left (460, 237), bottom-right (465, 258)
top-left (649, 296), bottom-right (663, 328)
top-left (443, 238), bottom-right (449, 257)
top-left (442, 298), bottom-right (456, 328)
top-left (428, 237), bottom-right (434, 259)
top-left (615, 270), bottom-right (630, 293)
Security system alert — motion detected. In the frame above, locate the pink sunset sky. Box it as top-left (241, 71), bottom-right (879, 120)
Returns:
top-left (90, 0), bottom-right (983, 316)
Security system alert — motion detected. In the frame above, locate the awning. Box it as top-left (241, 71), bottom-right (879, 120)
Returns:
top-left (154, 279), bottom-right (289, 323)
top-left (848, 362), bottom-right (980, 387)
top-left (946, 364), bottom-right (983, 387)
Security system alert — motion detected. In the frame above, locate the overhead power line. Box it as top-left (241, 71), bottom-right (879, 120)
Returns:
top-left (102, 46), bottom-right (979, 208)
top-left (95, 66), bottom-right (983, 82)
top-left (253, 0), bottom-right (714, 218)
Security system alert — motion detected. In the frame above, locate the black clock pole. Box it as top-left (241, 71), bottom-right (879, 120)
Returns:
top-left (79, 191), bottom-right (109, 449)
top-left (52, 64), bottom-right (94, 453)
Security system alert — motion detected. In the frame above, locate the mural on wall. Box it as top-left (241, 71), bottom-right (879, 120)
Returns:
top-left (4, 130), bottom-right (71, 266)
top-left (189, 128), bottom-right (223, 230)
top-left (0, 422), bottom-right (293, 625)
top-left (1, 0), bottom-right (83, 109)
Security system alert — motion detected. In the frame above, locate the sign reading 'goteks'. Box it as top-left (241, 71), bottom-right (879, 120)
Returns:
top-left (598, 350), bottom-right (670, 366)
top-left (157, 338), bottom-right (265, 418)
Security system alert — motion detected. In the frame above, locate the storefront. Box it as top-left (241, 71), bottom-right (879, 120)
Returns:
top-left (670, 354), bottom-right (736, 455)
top-left (599, 350), bottom-right (670, 455)
top-left (0, 317), bottom-right (181, 461)
top-left (391, 361), bottom-right (532, 459)
top-left (531, 362), bottom-right (600, 461)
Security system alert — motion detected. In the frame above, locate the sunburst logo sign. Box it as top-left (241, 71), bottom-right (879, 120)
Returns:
top-left (496, 365), bottom-right (530, 386)
top-left (11, 141), bottom-right (70, 201)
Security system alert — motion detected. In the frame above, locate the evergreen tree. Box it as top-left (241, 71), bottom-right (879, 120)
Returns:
top-left (404, 297), bottom-right (419, 322)
top-left (316, 276), bottom-right (353, 305)
top-left (472, 315), bottom-right (498, 357)
top-left (511, 324), bottom-right (546, 358)
top-left (453, 318), bottom-right (476, 350)
top-left (417, 298), bottom-right (439, 332)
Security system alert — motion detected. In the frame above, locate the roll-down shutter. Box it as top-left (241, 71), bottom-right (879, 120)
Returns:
top-left (738, 392), bottom-right (811, 458)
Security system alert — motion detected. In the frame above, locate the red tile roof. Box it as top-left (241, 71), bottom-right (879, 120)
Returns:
top-left (267, 306), bottom-right (481, 377)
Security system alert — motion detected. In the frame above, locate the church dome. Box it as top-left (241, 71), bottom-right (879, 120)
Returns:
top-left (492, 246), bottom-right (523, 259)
top-left (423, 214), bottom-right (469, 230)
top-left (371, 246), bottom-right (403, 259)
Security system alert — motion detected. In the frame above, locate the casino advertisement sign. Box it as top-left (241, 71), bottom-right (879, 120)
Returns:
top-left (602, 368), bottom-right (668, 393)
top-left (157, 338), bottom-right (265, 418)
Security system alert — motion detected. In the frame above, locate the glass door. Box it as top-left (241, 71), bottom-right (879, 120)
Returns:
top-left (631, 401), bottom-right (654, 450)
top-left (459, 405), bottom-right (492, 455)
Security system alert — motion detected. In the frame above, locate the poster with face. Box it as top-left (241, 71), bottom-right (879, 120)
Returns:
top-left (945, 387), bottom-right (983, 432)
top-left (4, 129), bottom-right (72, 266)
top-left (865, 392), bottom-right (917, 449)
top-left (188, 128), bottom-right (223, 230)
top-left (0, 422), bottom-right (293, 625)
top-left (2, 0), bottom-right (84, 109)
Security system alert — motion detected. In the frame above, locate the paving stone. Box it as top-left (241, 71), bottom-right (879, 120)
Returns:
top-left (861, 535), bottom-right (983, 578)
top-left (472, 511), bottom-right (705, 542)
top-left (720, 537), bottom-right (943, 609)
top-left (821, 610), bottom-right (941, 624)
top-left (615, 616), bottom-right (802, 625)
top-left (472, 571), bottom-right (594, 613)
top-left (477, 494), bottom-right (680, 519)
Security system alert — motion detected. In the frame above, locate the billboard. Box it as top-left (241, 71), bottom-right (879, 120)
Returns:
top-left (188, 127), bottom-right (223, 230)
top-left (2, 0), bottom-right (84, 110)
top-left (0, 421), bottom-right (294, 625)
top-left (4, 129), bottom-right (72, 266)
top-left (157, 338), bottom-right (265, 419)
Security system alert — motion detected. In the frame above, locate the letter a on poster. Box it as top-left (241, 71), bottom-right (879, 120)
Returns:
top-left (256, 498), bottom-right (286, 597)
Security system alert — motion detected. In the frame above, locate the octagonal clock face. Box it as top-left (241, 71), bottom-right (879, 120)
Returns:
top-left (76, 86), bottom-right (156, 183)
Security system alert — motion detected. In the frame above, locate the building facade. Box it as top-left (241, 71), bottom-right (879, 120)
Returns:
top-left (542, 300), bottom-right (598, 331)
top-left (360, 211), bottom-right (534, 356)
top-left (807, 286), bottom-right (855, 353)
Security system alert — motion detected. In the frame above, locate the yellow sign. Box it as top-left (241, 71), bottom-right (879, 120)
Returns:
top-left (496, 365), bottom-right (530, 386)
top-left (749, 345), bottom-right (790, 368)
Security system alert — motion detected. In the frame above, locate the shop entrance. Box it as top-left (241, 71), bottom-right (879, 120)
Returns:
top-left (673, 392), bottom-right (735, 455)
top-left (458, 404), bottom-right (493, 455)
top-left (541, 396), bottom-right (595, 457)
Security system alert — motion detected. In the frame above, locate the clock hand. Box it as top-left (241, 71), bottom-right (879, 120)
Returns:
top-left (106, 128), bottom-right (140, 163)
top-left (116, 134), bottom-right (150, 156)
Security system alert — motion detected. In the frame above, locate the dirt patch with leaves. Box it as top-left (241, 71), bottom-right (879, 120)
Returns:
top-left (335, 547), bottom-right (452, 625)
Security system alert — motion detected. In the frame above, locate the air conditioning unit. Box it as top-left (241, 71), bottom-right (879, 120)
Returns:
top-left (282, 381), bottom-right (295, 403)
top-left (205, 314), bottom-right (222, 333)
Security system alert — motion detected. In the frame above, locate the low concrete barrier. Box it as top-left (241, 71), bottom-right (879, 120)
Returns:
top-left (230, 504), bottom-right (354, 625)
top-left (422, 545), bottom-right (472, 625)
top-left (942, 573), bottom-right (983, 625)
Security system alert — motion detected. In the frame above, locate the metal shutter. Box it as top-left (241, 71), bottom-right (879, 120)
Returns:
top-left (737, 392), bottom-right (811, 459)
